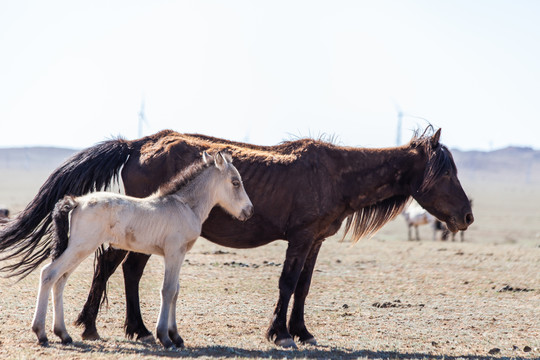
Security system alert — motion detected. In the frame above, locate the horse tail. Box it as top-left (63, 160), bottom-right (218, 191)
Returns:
top-left (51, 196), bottom-right (78, 260)
top-left (0, 138), bottom-right (133, 279)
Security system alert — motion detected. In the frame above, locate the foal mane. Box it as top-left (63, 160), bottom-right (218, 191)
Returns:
top-left (156, 157), bottom-right (210, 197)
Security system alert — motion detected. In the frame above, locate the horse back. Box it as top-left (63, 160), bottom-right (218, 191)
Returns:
top-left (121, 132), bottom-right (344, 247)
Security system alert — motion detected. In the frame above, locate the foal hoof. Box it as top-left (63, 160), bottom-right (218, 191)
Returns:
top-left (37, 338), bottom-right (49, 347)
top-left (61, 336), bottom-right (73, 345)
top-left (276, 337), bottom-right (298, 349)
top-left (301, 337), bottom-right (317, 346)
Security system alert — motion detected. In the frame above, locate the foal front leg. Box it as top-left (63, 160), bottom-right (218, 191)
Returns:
top-left (156, 251), bottom-right (185, 349)
top-left (167, 282), bottom-right (184, 348)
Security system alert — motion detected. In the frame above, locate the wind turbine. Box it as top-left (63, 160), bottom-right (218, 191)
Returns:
top-left (394, 102), bottom-right (403, 146)
top-left (138, 95), bottom-right (148, 138)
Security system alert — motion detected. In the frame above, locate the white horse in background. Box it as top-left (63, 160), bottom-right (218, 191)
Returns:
top-left (402, 200), bottom-right (438, 241)
top-left (30, 151), bottom-right (253, 349)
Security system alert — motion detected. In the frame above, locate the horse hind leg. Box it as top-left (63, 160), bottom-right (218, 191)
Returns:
top-left (122, 251), bottom-right (153, 341)
top-left (76, 247), bottom-right (128, 341)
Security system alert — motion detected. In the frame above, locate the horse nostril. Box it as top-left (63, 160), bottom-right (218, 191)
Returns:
top-left (465, 213), bottom-right (474, 225)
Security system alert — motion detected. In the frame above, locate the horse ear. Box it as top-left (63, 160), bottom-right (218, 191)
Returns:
top-left (202, 151), bottom-right (213, 165)
top-left (431, 128), bottom-right (441, 148)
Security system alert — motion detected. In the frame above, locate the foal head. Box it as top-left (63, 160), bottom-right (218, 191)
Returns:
top-left (409, 129), bottom-right (474, 232)
top-left (203, 151), bottom-right (254, 221)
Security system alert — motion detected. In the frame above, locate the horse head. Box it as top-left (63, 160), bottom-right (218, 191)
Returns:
top-left (410, 129), bottom-right (474, 232)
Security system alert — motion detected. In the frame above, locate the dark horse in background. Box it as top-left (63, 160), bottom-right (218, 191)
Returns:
top-left (0, 128), bottom-right (473, 348)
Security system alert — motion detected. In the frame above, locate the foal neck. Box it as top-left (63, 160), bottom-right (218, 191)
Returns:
top-left (172, 167), bottom-right (221, 223)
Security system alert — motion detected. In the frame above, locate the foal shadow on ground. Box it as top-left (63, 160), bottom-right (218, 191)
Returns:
top-left (59, 341), bottom-right (532, 360)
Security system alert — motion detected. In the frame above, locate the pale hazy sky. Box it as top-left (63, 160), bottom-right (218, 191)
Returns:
top-left (1, 0), bottom-right (539, 150)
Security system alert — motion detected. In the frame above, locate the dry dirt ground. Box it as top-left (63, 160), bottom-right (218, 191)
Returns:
top-left (0, 168), bottom-right (539, 359)
top-left (0, 225), bottom-right (538, 359)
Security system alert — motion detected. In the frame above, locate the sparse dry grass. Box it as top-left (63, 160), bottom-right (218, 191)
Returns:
top-left (0, 232), bottom-right (538, 360)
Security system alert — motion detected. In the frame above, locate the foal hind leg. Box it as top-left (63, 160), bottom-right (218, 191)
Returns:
top-left (53, 271), bottom-right (74, 344)
top-left (76, 247), bottom-right (127, 340)
top-left (32, 263), bottom-right (55, 345)
top-left (32, 248), bottom-right (90, 345)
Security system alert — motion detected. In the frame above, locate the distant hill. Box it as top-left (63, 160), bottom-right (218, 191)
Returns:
top-left (452, 146), bottom-right (540, 185)
top-left (0, 147), bottom-right (77, 172)
top-left (0, 145), bottom-right (538, 185)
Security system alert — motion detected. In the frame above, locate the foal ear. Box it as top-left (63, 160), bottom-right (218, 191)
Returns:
top-left (430, 128), bottom-right (441, 148)
top-left (202, 151), bottom-right (214, 165)
top-left (220, 151), bottom-right (233, 163)
top-left (214, 151), bottom-right (227, 170)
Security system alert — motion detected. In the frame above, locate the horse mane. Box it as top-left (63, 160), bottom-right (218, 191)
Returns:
top-left (410, 127), bottom-right (456, 194)
top-left (342, 195), bottom-right (410, 243)
top-left (342, 126), bottom-right (453, 243)
top-left (156, 157), bottom-right (210, 197)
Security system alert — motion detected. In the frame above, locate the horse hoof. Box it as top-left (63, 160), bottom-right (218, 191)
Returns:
top-left (301, 337), bottom-right (317, 346)
top-left (37, 338), bottom-right (49, 347)
top-left (81, 331), bottom-right (101, 341)
top-left (61, 336), bottom-right (73, 345)
top-left (138, 334), bottom-right (155, 343)
top-left (276, 338), bottom-right (298, 349)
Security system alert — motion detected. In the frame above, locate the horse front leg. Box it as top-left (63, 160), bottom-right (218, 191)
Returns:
top-left (266, 235), bottom-right (312, 348)
top-left (288, 240), bottom-right (323, 345)
top-left (122, 251), bottom-right (153, 341)
top-left (76, 247), bottom-right (127, 340)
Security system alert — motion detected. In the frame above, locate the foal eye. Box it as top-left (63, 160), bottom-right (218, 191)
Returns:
top-left (232, 180), bottom-right (241, 188)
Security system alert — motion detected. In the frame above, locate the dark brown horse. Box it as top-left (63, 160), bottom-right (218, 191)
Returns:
top-left (0, 128), bottom-right (473, 348)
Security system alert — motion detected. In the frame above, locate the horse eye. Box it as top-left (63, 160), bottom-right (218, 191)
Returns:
top-left (232, 180), bottom-right (241, 188)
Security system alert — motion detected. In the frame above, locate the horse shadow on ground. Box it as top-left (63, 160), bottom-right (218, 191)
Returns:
top-left (56, 341), bottom-right (533, 360)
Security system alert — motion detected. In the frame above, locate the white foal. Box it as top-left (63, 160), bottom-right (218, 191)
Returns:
top-left (31, 151), bottom-right (253, 348)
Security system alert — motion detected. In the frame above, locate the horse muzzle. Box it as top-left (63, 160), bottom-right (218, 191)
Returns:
top-left (447, 212), bottom-right (474, 232)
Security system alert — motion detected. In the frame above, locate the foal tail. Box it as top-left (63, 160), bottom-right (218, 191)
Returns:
top-left (51, 196), bottom-right (78, 260)
top-left (0, 138), bottom-right (133, 279)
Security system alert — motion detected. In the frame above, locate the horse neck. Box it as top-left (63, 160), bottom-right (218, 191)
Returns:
top-left (337, 145), bottom-right (421, 210)
top-left (173, 168), bottom-right (221, 223)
